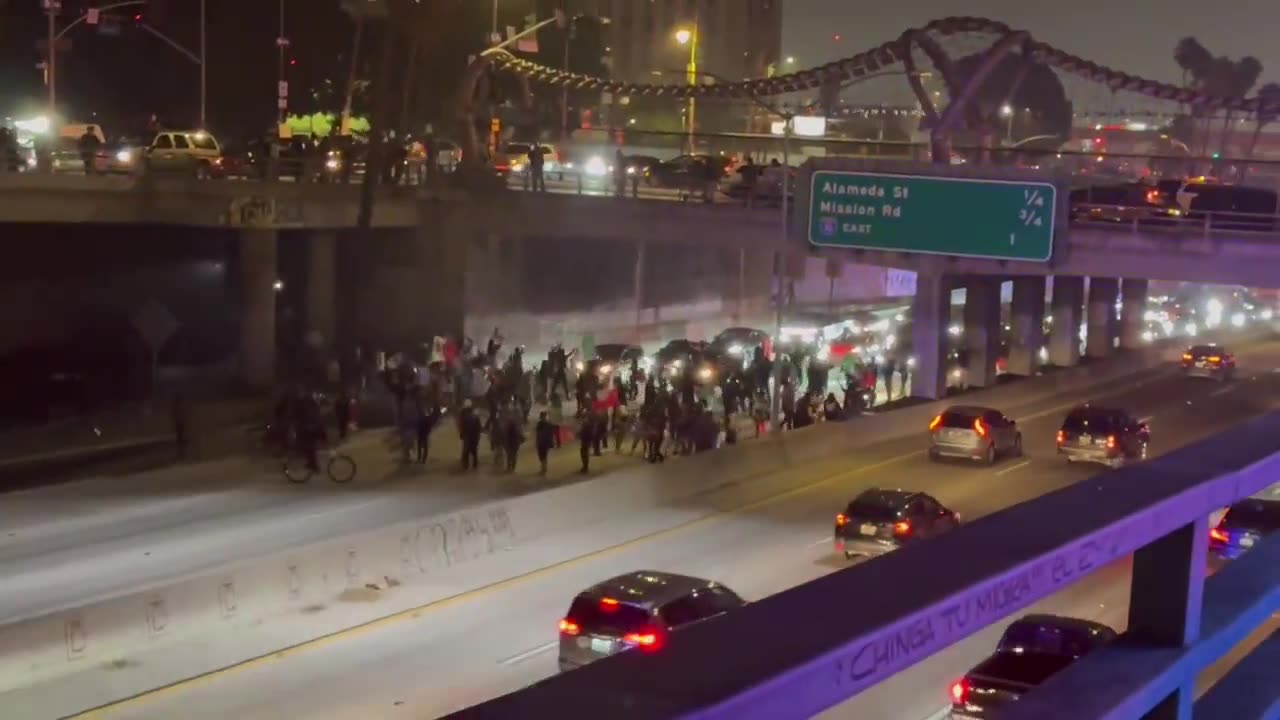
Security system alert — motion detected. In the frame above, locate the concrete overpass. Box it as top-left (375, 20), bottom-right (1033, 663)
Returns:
top-left (4, 167), bottom-right (1279, 395)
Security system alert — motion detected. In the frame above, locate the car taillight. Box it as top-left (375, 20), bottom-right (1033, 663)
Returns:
top-left (1106, 435), bottom-right (1117, 450)
top-left (1146, 189), bottom-right (1160, 204)
top-left (600, 597), bottom-right (619, 610)
top-left (1182, 353), bottom-right (1193, 363)
top-left (559, 619), bottom-right (580, 636)
top-left (1209, 527), bottom-right (1228, 543)
top-left (835, 513), bottom-right (848, 527)
top-left (973, 419), bottom-right (987, 437)
top-left (1056, 430), bottom-right (1066, 445)
top-left (622, 629), bottom-right (663, 651)
top-left (893, 521), bottom-right (911, 536)
top-left (1208, 355), bottom-right (1221, 364)
top-left (929, 415), bottom-right (942, 431)
top-left (951, 680), bottom-right (969, 705)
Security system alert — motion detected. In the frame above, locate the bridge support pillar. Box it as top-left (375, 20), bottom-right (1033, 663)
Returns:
top-left (909, 273), bottom-right (948, 400)
top-left (1087, 277), bottom-right (1120, 359)
top-left (1119, 278), bottom-right (1149, 350)
top-left (963, 279), bottom-right (1001, 388)
top-left (238, 229), bottom-right (278, 391)
top-left (1006, 276), bottom-right (1045, 377)
top-left (1048, 276), bottom-right (1084, 367)
top-left (1129, 516), bottom-right (1208, 720)
top-left (304, 230), bottom-right (337, 348)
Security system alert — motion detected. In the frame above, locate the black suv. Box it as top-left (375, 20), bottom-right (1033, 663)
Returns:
top-left (834, 488), bottom-right (961, 560)
top-left (1056, 405), bottom-right (1149, 468)
top-left (557, 570), bottom-right (745, 672)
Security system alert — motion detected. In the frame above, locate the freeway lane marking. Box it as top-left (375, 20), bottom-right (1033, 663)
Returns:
top-left (995, 460), bottom-right (1033, 476)
top-left (807, 536), bottom-right (833, 548)
top-left (67, 348), bottom-right (1275, 718)
top-left (1210, 384), bottom-right (1238, 397)
top-left (498, 641), bottom-right (558, 666)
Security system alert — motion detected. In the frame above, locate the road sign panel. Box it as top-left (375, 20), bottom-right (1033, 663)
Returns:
top-left (807, 170), bottom-right (1057, 262)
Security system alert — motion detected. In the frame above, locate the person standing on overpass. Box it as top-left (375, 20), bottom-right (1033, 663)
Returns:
top-left (527, 145), bottom-right (546, 192)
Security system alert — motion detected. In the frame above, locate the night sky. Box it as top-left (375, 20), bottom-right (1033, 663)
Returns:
top-left (783, 0), bottom-right (1279, 88)
top-left (2, 1), bottom-right (1276, 134)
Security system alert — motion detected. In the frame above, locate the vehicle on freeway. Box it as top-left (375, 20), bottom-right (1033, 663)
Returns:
top-left (1056, 405), bottom-right (1149, 468)
top-left (498, 142), bottom-right (565, 179)
top-left (1184, 183), bottom-right (1279, 232)
top-left (1181, 343), bottom-right (1236, 381)
top-left (648, 154), bottom-right (733, 189)
top-left (654, 339), bottom-right (722, 384)
top-left (557, 571), bottom-right (746, 672)
top-left (928, 406), bottom-right (1022, 465)
top-left (833, 488), bottom-right (961, 560)
top-left (949, 615), bottom-right (1117, 719)
top-left (624, 154), bottom-right (663, 184)
top-left (105, 137), bottom-right (148, 174)
top-left (711, 327), bottom-right (770, 366)
top-left (1068, 182), bottom-right (1175, 223)
top-left (1209, 488), bottom-right (1280, 560)
top-left (590, 343), bottom-right (647, 381)
top-left (146, 130), bottom-right (224, 178)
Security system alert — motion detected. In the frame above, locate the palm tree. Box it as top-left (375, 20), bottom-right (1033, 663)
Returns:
top-left (1217, 56), bottom-right (1262, 157)
top-left (1246, 82), bottom-right (1280, 158)
top-left (1173, 38), bottom-right (1214, 154)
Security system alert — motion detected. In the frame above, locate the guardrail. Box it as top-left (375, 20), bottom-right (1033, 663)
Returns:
top-left (454, 409), bottom-right (1280, 720)
top-left (1073, 203), bottom-right (1280, 239)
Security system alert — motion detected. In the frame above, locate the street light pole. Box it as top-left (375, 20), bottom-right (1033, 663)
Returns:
top-left (769, 115), bottom-right (792, 433)
top-left (199, 0), bottom-right (206, 127)
top-left (276, 0), bottom-right (286, 126)
top-left (45, 0), bottom-right (58, 121)
top-left (686, 23), bottom-right (698, 154)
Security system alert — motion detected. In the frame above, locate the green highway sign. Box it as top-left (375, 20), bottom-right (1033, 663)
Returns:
top-left (807, 170), bottom-right (1057, 262)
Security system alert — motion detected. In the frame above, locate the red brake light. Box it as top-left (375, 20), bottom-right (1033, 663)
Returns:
top-left (622, 629), bottom-right (663, 651)
top-left (558, 619), bottom-right (580, 635)
top-left (973, 419), bottom-right (987, 437)
top-left (1146, 189), bottom-right (1159, 204)
top-left (929, 415), bottom-right (942, 431)
top-left (1106, 434), bottom-right (1117, 450)
top-left (893, 521), bottom-right (911, 536)
top-left (951, 680), bottom-right (968, 705)
top-left (1056, 430), bottom-right (1066, 445)
top-left (599, 597), bottom-right (619, 611)
top-left (1209, 527), bottom-right (1228, 543)
top-left (835, 513), bottom-right (848, 527)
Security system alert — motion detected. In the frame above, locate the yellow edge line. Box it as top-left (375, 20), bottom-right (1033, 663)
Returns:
top-left (69, 448), bottom-right (925, 719)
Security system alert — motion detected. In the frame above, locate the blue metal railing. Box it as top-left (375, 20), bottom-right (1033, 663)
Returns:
top-left (452, 410), bottom-right (1280, 719)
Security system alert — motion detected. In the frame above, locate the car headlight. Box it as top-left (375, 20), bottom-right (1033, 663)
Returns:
top-left (626, 166), bottom-right (636, 175)
top-left (575, 361), bottom-right (585, 372)
top-left (325, 158), bottom-right (340, 171)
top-left (727, 344), bottom-right (743, 356)
top-left (115, 149), bottom-right (132, 163)
top-left (585, 156), bottom-right (608, 176)
top-left (697, 366), bottom-right (714, 382)
top-left (512, 161), bottom-right (526, 172)
top-left (1231, 312), bottom-right (1246, 328)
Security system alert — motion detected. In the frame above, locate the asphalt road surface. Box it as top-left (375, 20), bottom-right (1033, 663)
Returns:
top-left (70, 340), bottom-right (1280, 720)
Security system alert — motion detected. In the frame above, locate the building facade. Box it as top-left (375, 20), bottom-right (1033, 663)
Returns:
top-left (590, 0), bottom-right (782, 84)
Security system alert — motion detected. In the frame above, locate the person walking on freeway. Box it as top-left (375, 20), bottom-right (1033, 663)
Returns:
top-left (535, 412), bottom-right (558, 476)
top-left (457, 401), bottom-right (482, 470)
top-left (527, 145), bottom-right (546, 192)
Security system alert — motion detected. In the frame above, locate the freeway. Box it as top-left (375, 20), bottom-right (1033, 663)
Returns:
top-left (65, 339), bottom-right (1280, 720)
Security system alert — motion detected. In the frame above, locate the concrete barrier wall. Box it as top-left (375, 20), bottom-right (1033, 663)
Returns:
top-left (2, 328), bottom-right (1270, 716)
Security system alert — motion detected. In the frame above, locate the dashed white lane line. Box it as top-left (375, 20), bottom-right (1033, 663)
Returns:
top-left (995, 460), bottom-right (1033, 476)
top-left (807, 536), bottom-right (833, 548)
top-left (498, 641), bottom-right (558, 666)
top-left (1209, 384), bottom-right (1239, 397)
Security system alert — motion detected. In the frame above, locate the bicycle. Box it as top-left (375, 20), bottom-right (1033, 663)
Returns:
top-left (283, 446), bottom-right (357, 484)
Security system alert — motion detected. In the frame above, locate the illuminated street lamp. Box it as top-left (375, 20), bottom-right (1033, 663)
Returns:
top-left (1000, 103), bottom-right (1014, 143)
top-left (675, 24), bottom-right (698, 152)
